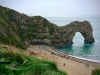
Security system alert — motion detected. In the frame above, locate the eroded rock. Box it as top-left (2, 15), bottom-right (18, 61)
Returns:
top-left (52, 21), bottom-right (95, 46)
top-left (0, 5), bottom-right (95, 48)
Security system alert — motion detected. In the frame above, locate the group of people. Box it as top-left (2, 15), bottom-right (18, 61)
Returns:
top-left (39, 46), bottom-right (90, 68)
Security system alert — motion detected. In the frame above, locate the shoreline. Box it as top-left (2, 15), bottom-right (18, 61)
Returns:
top-left (27, 45), bottom-right (100, 75)
top-left (51, 46), bottom-right (100, 67)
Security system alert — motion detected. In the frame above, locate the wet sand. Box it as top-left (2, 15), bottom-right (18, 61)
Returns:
top-left (27, 45), bottom-right (100, 75)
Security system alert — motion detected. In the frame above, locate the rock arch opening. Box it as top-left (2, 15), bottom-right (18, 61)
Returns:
top-left (73, 32), bottom-right (84, 43)
top-left (67, 30), bottom-right (95, 45)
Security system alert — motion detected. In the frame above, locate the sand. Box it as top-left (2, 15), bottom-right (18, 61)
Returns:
top-left (27, 45), bottom-right (100, 75)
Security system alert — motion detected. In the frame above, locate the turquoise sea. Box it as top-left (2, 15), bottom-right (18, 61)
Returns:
top-left (46, 17), bottom-right (100, 62)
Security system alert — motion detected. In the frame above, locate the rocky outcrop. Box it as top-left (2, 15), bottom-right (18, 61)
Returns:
top-left (0, 6), bottom-right (95, 49)
top-left (51, 21), bottom-right (95, 46)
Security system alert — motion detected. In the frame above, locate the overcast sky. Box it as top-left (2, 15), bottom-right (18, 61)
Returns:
top-left (0, 0), bottom-right (100, 17)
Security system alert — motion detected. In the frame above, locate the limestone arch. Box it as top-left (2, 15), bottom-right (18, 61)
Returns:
top-left (65, 21), bottom-right (95, 45)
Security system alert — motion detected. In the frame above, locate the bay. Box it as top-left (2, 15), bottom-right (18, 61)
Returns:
top-left (46, 17), bottom-right (100, 62)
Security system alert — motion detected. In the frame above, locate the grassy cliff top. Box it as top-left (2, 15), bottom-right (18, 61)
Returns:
top-left (0, 45), bottom-right (67, 75)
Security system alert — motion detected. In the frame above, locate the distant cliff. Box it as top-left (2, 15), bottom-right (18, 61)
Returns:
top-left (0, 6), bottom-right (95, 49)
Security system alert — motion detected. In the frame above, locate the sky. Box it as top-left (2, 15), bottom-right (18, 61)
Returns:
top-left (0, 0), bottom-right (100, 17)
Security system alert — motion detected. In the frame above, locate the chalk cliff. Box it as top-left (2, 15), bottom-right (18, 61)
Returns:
top-left (0, 6), bottom-right (95, 49)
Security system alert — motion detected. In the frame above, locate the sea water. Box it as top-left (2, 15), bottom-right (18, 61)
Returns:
top-left (46, 17), bottom-right (100, 62)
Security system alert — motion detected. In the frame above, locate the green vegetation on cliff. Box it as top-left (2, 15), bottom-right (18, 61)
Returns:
top-left (0, 46), bottom-right (67, 75)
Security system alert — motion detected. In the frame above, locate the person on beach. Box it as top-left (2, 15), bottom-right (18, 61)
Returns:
top-left (63, 63), bottom-right (65, 66)
top-left (86, 64), bottom-right (89, 67)
top-left (61, 55), bottom-right (62, 57)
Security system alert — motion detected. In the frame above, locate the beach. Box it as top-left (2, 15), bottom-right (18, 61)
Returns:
top-left (27, 45), bottom-right (100, 75)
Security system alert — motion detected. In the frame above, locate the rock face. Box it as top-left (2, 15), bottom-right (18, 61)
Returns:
top-left (51, 21), bottom-right (95, 46)
top-left (0, 6), bottom-right (95, 49)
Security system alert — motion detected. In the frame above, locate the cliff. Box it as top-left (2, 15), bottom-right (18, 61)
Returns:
top-left (0, 6), bottom-right (95, 49)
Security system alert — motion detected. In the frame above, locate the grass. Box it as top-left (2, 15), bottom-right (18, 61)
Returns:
top-left (92, 68), bottom-right (100, 75)
top-left (0, 46), bottom-right (67, 75)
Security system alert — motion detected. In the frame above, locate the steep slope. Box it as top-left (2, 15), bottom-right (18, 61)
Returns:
top-left (0, 5), bottom-right (60, 48)
top-left (0, 5), bottom-right (95, 49)
top-left (0, 7), bottom-right (26, 49)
